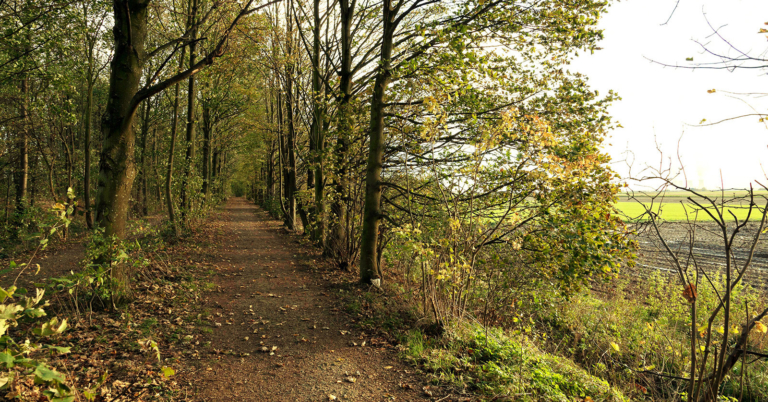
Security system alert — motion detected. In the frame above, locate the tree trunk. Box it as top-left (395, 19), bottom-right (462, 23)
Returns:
top-left (14, 76), bottom-right (29, 226)
top-left (265, 141), bottom-right (274, 201)
top-left (94, 0), bottom-right (149, 238)
top-left (326, 0), bottom-right (355, 264)
top-left (83, 70), bottom-right (95, 229)
top-left (180, 0), bottom-right (199, 222)
top-left (283, 1), bottom-right (297, 230)
top-left (138, 97), bottom-right (151, 216)
top-left (359, 0), bottom-right (394, 284)
top-left (310, 0), bottom-right (324, 242)
top-left (152, 128), bottom-right (161, 203)
top-left (212, 148), bottom-right (219, 192)
top-left (165, 40), bottom-right (188, 238)
top-left (201, 103), bottom-right (211, 199)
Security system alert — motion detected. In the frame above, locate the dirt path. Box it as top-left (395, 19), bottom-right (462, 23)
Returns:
top-left (188, 198), bottom-right (428, 402)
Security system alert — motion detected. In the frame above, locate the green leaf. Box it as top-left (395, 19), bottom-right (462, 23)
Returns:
top-left (0, 286), bottom-right (16, 303)
top-left (25, 308), bottom-right (47, 319)
top-left (0, 352), bottom-right (14, 368)
top-left (83, 389), bottom-right (96, 401)
top-left (35, 318), bottom-right (67, 337)
top-left (0, 305), bottom-right (24, 320)
top-left (45, 346), bottom-right (71, 355)
top-left (34, 365), bottom-right (66, 384)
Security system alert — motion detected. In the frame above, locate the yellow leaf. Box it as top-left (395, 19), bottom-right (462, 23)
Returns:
top-left (610, 342), bottom-right (620, 352)
top-left (755, 322), bottom-right (767, 334)
top-left (717, 326), bottom-right (724, 334)
top-left (160, 366), bottom-right (175, 378)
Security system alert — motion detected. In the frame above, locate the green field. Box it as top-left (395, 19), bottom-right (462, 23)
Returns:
top-left (615, 201), bottom-right (758, 222)
top-left (618, 190), bottom-right (768, 201)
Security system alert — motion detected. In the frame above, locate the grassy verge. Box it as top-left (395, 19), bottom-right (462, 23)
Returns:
top-left (401, 324), bottom-right (627, 401)
top-left (336, 281), bottom-right (627, 401)
top-left (335, 267), bottom-right (768, 401)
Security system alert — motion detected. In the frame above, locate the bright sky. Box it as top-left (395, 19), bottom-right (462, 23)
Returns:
top-left (571, 0), bottom-right (768, 190)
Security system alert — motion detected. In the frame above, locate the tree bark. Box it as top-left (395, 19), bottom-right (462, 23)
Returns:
top-left (283, 0), bottom-right (297, 230)
top-left (180, 0), bottom-right (199, 223)
top-left (326, 0), bottom-right (355, 264)
top-left (94, 0), bottom-right (149, 238)
top-left (359, 0), bottom-right (395, 283)
top-left (310, 0), bottom-right (324, 242)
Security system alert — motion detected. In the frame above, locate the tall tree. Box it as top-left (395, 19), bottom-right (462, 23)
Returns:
top-left (180, 0), bottom-right (199, 223)
top-left (95, 0), bottom-right (274, 238)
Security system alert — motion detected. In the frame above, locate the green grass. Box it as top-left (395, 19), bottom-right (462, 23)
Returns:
top-left (615, 201), bottom-right (756, 222)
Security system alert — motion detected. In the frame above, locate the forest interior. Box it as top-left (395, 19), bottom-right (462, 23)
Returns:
top-left (0, 0), bottom-right (767, 401)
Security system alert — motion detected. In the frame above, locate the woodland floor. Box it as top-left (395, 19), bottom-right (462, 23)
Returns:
top-left (183, 198), bottom-right (430, 401)
top-left (1, 198), bottom-right (440, 401)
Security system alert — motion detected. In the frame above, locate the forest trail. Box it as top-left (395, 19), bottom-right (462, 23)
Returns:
top-left (187, 198), bottom-right (429, 401)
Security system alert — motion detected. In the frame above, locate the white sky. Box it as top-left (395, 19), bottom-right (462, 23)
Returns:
top-left (571, 0), bottom-right (768, 190)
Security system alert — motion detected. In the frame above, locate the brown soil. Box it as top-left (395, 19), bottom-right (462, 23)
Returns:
top-left (182, 198), bottom-right (430, 402)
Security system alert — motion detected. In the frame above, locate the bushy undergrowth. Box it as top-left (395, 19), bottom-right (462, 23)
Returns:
top-left (0, 202), bottom-right (86, 257)
top-left (363, 261), bottom-right (768, 401)
top-left (401, 323), bottom-right (627, 401)
top-left (543, 272), bottom-right (768, 401)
